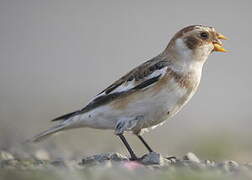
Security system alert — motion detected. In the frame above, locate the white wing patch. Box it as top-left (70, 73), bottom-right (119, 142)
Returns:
top-left (109, 80), bottom-right (135, 94)
top-left (148, 66), bottom-right (168, 79)
top-left (109, 66), bottom-right (168, 94)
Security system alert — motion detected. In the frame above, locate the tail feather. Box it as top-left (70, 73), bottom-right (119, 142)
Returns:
top-left (28, 123), bottom-right (68, 143)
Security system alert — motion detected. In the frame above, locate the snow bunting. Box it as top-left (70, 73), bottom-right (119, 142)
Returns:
top-left (30, 25), bottom-right (227, 160)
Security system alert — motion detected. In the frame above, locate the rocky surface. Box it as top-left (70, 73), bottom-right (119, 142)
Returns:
top-left (1, 150), bottom-right (252, 180)
top-left (0, 150), bottom-right (251, 172)
top-left (78, 152), bottom-right (252, 173)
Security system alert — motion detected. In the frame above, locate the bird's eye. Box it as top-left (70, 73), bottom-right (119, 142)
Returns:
top-left (200, 32), bottom-right (209, 39)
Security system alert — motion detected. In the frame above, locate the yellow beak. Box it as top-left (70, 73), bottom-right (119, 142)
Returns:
top-left (213, 33), bottom-right (228, 52)
top-left (213, 43), bottom-right (228, 52)
top-left (217, 33), bottom-right (228, 40)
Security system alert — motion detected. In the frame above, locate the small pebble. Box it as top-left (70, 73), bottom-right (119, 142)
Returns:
top-left (205, 160), bottom-right (216, 168)
top-left (0, 151), bottom-right (14, 160)
top-left (217, 160), bottom-right (239, 172)
top-left (35, 149), bottom-right (50, 161)
top-left (183, 152), bottom-right (200, 163)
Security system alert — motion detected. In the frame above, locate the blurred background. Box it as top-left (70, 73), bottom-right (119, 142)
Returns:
top-left (0, 0), bottom-right (251, 162)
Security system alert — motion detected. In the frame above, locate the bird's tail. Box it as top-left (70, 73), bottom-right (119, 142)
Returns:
top-left (28, 123), bottom-right (69, 143)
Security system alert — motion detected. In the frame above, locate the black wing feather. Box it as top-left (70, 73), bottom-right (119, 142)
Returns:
top-left (51, 110), bottom-right (80, 121)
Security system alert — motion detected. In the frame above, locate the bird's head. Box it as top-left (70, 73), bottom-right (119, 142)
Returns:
top-left (165, 25), bottom-right (227, 63)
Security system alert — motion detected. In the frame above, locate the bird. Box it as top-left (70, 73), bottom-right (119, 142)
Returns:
top-left (30, 25), bottom-right (227, 160)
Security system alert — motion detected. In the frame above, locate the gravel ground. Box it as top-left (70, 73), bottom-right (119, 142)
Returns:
top-left (1, 151), bottom-right (252, 180)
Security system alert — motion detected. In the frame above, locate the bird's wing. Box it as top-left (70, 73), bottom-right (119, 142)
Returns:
top-left (52, 57), bottom-right (171, 121)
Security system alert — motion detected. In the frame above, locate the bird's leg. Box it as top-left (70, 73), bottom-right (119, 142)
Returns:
top-left (118, 134), bottom-right (138, 161)
top-left (137, 135), bottom-right (153, 153)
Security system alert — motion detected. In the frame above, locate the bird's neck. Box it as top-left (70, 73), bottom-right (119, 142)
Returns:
top-left (162, 52), bottom-right (204, 76)
top-left (163, 38), bottom-right (207, 76)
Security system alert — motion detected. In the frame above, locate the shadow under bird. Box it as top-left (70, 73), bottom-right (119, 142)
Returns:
top-left (30, 25), bottom-right (228, 160)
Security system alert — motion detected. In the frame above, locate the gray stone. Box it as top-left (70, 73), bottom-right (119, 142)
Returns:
top-left (141, 152), bottom-right (167, 166)
top-left (81, 152), bottom-right (128, 165)
top-left (183, 152), bottom-right (200, 163)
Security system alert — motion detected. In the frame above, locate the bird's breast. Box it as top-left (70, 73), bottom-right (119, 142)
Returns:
top-left (138, 70), bottom-right (201, 129)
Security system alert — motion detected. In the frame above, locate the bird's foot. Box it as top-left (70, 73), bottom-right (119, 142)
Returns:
top-left (166, 156), bottom-right (177, 162)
